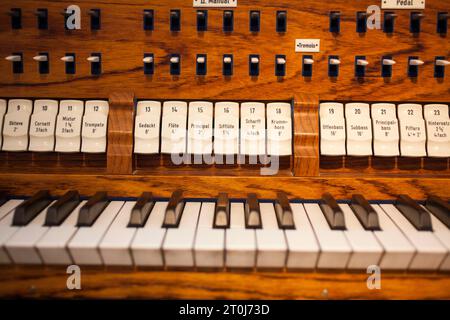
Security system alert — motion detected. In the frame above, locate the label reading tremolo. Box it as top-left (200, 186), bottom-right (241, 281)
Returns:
top-left (193, 0), bottom-right (237, 8)
top-left (295, 39), bottom-right (320, 53)
top-left (382, 0), bottom-right (425, 9)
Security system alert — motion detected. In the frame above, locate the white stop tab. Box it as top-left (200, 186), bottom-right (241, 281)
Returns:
top-left (266, 102), bottom-right (292, 156)
top-left (187, 101), bottom-right (213, 155)
top-left (134, 101), bottom-right (161, 155)
top-left (81, 100), bottom-right (109, 153)
top-left (320, 102), bottom-right (346, 156)
top-left (240, 102), bottom-right (266, 156)
top-left (214, 102), bottom-right (239, 156)
top-left (55, 100), bottom-right (84, 153)
top-left (29, 100), bottom-right (59, 152)
top-left (2, 99), bottom-right (33, 152)
top-left (398, 104), bottom-right (426, 157)
top-left (424, 104), bottom-right (450, 158)
top-left (345, 103), bottom-right (372, 156)
top-left (161, 101), bottom-right (188, 154)
top-left (371, 103), bottom-right (400, 157)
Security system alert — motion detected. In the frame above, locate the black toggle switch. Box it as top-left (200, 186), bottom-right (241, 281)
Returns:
top-left (250, 10), bottom-right (260, 32)
top-left (381, 55), bottom-right (395, 78)
top-left (223, 54), bottom-right (233, 76)
top-left (320, 193), bottom-right (346, 230)
top-left (35, 52), bottom-right (50, 74)
top-left (89, 9), bottom-right (101, 30)
top-left (329, 11), bottom-right (341, 33)
top-left (128, 192), bottom-right (154, 228)
top-left (170, 9), bottom-right (181, 32)
top-left (302, 55), bottom-right (314, 77)
top-left (8, 52), bottom-right (23, 74)
top-left (275, 54), bottom-right (286, 76)
top-left (196, 54), bottom-right (207, 75)
top-left (383, 11), bottom-right (397, 33)
top-left (355, 56), bottom-right (368, 78)
top-left (62, 53), bottom-right (76, 74)
top-left (249, 54), bottom-right (260, 76)
top-left (408, 56), bottom-right (423, 78)
top-left (143, 9), bottom-right (154, 31)
top-left (170, 54), bottom-right (180, 75)
top-left (36, 8), bottom-right (48, 30)
top-left (197, 10), bottom-right (207, 31)
top-left (88, 53), bottom-right (102, 75)
top-left (276, 10), bottom-right (287, 32)
top-left (143, 53), bottom-right (154, 75)
top-left (437, 12), bottom-right (448, 35)
top-left (10, 8), bottom-right (22, 29)
top-left (223, 10), bottom-right (234, 32)
top-left (434, 56), bottom-right (449, 78)
top-left (410, 12), bottom-right (424, 34)
top-left (328, 55), bottom-right (340, 77)
top-left (356, 11), bottom-right (367, 33)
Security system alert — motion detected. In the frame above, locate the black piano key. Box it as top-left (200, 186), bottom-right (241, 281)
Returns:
top-left (77, 192), bottom-right (109, 227)
top-left (0, 191), bottom-right (8, 207)
top-left (214, 193), bottom-right (230, 228)
top-left (245, 193), bottom-right (262, 229)
top-left (128, 192), bottom-right (155, 228)
top-left (13, 190), bottom-right (52, 226)
top-left (162, 190), bottom-right (185, 228)
top-left (45, 190), bottom-right (81, 226)
top-left (275, 192), bottom-right (295, 229)
top-left (395, 195), bottom-right (432, 231)
top-left (350, 194), bottom-right (380, 231)
top-left (319, 193), bottom-right (346, 230)
top-left (425, 195), bottom-right (450, 229)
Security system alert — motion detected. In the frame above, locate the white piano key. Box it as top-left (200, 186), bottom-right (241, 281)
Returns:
top-left (422, 205), bottom-right (450, 271)
top-left (5, 202), bottom-right (54, 264)
top-left (194, 202), bottom-right (224, 268)
top-left (339, 204), bottom-right (383, 269)
top-left (0, 200), bottom-right (24, 264)
top-left (99, 201), bottom-right (137, 266)
top-left (380, 204), bottom-right (447, 270)
top-left (284, 203), bottom-right (320, 269)
top-left (162, 202), bottom-right (201, 268)
top-left (36, 201), bottom-right (86, 265)
top-left (304, 203), bottom-right (351, 269)
top-left (256, 203), bottom-right (287, 268)
top-left (225, 202), bottom-right (256, 268)
top-left (68, 201), bottom-right (124, 265)
top-left (131, 201), bottom-right (168, 267)
top-left (371, 205), bottom-right (416, 270)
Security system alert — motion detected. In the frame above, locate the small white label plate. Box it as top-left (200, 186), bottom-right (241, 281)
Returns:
top-left (382, 0), bottom-right (425, 9)
top-left (295, 39), bottom-right (320, 53)
top-left (193, 0), bottom-right (237, 8)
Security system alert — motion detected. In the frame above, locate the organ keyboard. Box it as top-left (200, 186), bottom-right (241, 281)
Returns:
top-left (0, 0), bottom-right (448, 300)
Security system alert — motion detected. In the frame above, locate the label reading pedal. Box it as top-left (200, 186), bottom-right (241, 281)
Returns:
top-left (381, 0), bottom-right (425, 10)
top-left (295, 39), bottom-right (320, 53)
top-left (193, 0), bottom-right (237, 8)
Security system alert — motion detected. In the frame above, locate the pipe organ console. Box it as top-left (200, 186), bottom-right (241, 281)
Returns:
top-left (0, 0), bottom-right (449, 300)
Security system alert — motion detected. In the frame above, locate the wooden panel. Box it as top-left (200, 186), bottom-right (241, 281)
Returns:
top-left (107, 91), bottom-right (134, 174)
top-left (293, 93), bottom-right (319, 176)
top-left (0, 267), bottom-right (448, 299)
top-left (0, 0), bottom-right (447, 102)
top-left (0, 173), bottom-right (448, 200)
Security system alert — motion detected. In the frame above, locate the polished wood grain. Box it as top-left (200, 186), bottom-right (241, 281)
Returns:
top-left (0, 267), bottom-right (448, 299)
top-left (0, 0), bottom-right (448, 102)
top-left (0, 173), bottom-right (448, 199)
top-left (107, 91), bottom-right (135, 174)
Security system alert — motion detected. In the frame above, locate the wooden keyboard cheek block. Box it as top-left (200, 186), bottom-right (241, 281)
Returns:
top-left (107, 92), bottom-right (135, 174)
